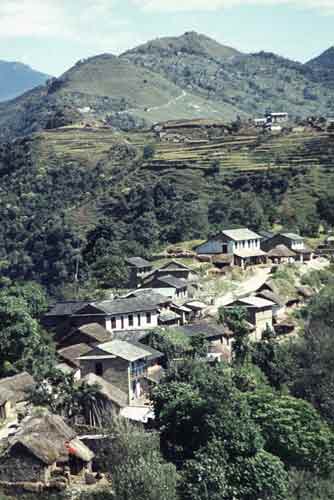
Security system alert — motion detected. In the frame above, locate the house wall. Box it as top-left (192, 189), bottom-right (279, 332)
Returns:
top-left (196, 240), bottom-right (223, 255)
top-left (0, 448), bottom-right (49, 483)
top-left (262, 234), bottom-right (304, 253)
top-left (104, 311), bottom-right (158, 332)
top-left (80, 357), bottom-right (130, 402)
top-left (252, 308), bottom-right (273, 340)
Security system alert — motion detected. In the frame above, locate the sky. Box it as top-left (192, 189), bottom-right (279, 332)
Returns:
top-left (1, 0), bottom-right (333, 76)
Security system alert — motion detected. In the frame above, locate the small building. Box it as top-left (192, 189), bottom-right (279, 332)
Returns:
top-left (0, 414), bottom-right (94, 484)
top-left (80, 373), bottom-right (128, 426)
top-left (126, 257), bottom-right (153, 287)
top-left (158, 310), bottom-right (182, 327)
top-left (261, 233), bottom-right (313, 262)
top-left (79, 340), bottom-right (163, 405)
top-left (70, 297), bottom-right (163, 333)
top-left (195, 228), bottom-right (266, 268)
top-left (57, 343), bottom-right (93, 380)
top-left (142, 260), bottom-right (196, 283)
top-left (224, 296), bottom-right (275, 340)
top-left (140, 275), bottom-right (188, 300)
top-left (42, 301), bottom-right (90, 330)
top-left (58, 323), bottom-right (111, 349)
top-left (267, 112), bottom-right (289, 123)
top-left (0, 373), bottom-right (35, 421)
top-left (254, 118), bottom-right (267, 127)
top-left (267, 244), bottom-right (297, 264)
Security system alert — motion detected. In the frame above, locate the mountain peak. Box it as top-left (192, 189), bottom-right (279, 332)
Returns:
top-left (307, 46), bottom-right (334, 69)
top-left (0, 60), bottom-right (49, 102)
top-left (122, 32), bottom-right (241, 62)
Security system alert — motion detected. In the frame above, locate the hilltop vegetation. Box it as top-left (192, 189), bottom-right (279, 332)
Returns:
top-left (1, 33), bottom-right (334, 140)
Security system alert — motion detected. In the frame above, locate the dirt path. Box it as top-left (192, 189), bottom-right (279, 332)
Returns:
top-left (207, 266), bottom-right (271, 315)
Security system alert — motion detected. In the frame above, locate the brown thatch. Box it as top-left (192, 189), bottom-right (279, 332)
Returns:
top-left (6, 414), bottom-right (94, 465)
top-left (0, 388), bottom-right (15, 405)
top-left (0, 372), bottom-right (35, 404)
top-left (58, 343), bottom-right (92, 368)
top-left (297, 286), bottom-right (315, 299)
top-left (81, 373), bottom-right (128, 408)
top-left (267, 245), bottom-right (296, 258)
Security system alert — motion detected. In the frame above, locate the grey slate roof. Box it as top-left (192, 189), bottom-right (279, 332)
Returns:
top-left (157, 275), bottom-right (188, 289)
top-left (45, 301), bottom-right (90, 317)
top-left (222, 228), bottom-right (261, 241)
top-left (159, 260), bottom-right (192, 271)
top-left (92, 296), bottom-right (160, 315)
top-left (126, 257), bottom-right (151, 268)
top-left (159, 310), bottom-right (181, 322)
top-left (123, 289), bottom-right (171, 305)
top-left (177, 321), bottom-right (226, 339)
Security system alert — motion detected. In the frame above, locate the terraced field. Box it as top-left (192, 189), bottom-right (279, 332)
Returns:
top-left (132, 131), bottom-right (334, 175)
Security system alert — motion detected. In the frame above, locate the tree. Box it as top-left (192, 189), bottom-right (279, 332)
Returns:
top-left (247, 389), bottom-right (334, 475)
top-left (219, 306), bottom-right (251, 365)
top-left (106, 419), bottom-right (178, 500)
top-left (143, 144), bottom-right (156, 160)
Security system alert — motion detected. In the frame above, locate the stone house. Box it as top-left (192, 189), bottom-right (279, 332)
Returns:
top-left (126, 257), bottom-right (153, 287)
top-left (79, 340), bottom-right (163, 405)
top-left (224, 296), bottom-right (275, 340)
top-left (261, 233), bottom-right (313, 262)
top-left (140, 274), bottom-right (188, 300)
top-left (68, 297), bottom-right (163, 333)
top-left (0, 414), bottom-right (94, 484)
top-left (195, 228), bottom-right (267, 268)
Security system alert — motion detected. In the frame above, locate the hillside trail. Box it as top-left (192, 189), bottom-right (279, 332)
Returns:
top-left (209, 266), bottom-right (271, 314)
top-left (118, 90), bottom-right (188, 116)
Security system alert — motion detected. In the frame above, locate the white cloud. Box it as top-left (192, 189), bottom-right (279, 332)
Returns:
top-left (0, 0), bottom-right (129, 42)
top-left (132, 0), bottom-right (334, 13)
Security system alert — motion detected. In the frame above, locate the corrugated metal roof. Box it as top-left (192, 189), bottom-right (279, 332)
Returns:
top-left (237, 296), bottom-right (275, 308)
top-left (96, 340), bottom-right (151, 361)
top-left (126, 257), bottom-right (151, 268)
top-left (281, 233), bottom-right (304, 241)
top-left (222, 228), bottom-right (261, 241)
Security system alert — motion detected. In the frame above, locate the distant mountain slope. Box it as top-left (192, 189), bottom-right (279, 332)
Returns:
top-left (0, 60), bottom-right (49, 102)
top-left (122, 33), bottom-right (333, 117)
top-left (1, 34), bottom-right (334, 140)
top-left (307, 47), bottom-right (334, 69)
top-left (306, 47), bottom-right (334, 88)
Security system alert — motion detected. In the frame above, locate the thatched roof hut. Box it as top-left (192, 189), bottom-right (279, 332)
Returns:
top-left (0, 372), bottom-right (35, 404)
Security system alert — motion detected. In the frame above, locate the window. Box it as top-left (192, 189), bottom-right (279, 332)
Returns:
top-left (129, 315), bottom-right (134, 327)
top-left (137, 314), bottom-right (141, 327)
top-left (121, 316), bottom-right (124, 329)
top-left (111, 317), bottom-right (116, 329)
top-left (95, 362), bottom-right (103, 376)
top-left (146, 312), bottom-right (151, 324)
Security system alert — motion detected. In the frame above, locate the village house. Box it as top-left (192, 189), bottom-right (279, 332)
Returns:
top-left (0, 414), bottom-right (94, 486)
top-left (79, 339), bottom-right (163, 406)
top-left (266, 244), bottom-right (297, 265)
top-left (177, 320), bottom-right (233, 360)
top-left (0, 373), bottom-right (35, 422)
top-left (224, 296), bottom-right (275, 340)
top-left (141, 260), bottom-right (198, 284)
top-left (267, 112), bottom-right (289, 123)
top-left (196, 228), bottom-right (267, 269)
top-left (80, 373), bottom-right (128, 426)
top-left (126, 257), bottom-right (153, 287)
top-left (140, 274), bottom-right (188, 300)
top-left (262, 233), bottom-right (313, 262)
top-left (57, 323), bottom-right (111, 349)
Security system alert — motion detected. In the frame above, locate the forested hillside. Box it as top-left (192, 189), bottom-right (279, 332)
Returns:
top-left (0, 124), bottom-right (333, 298)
